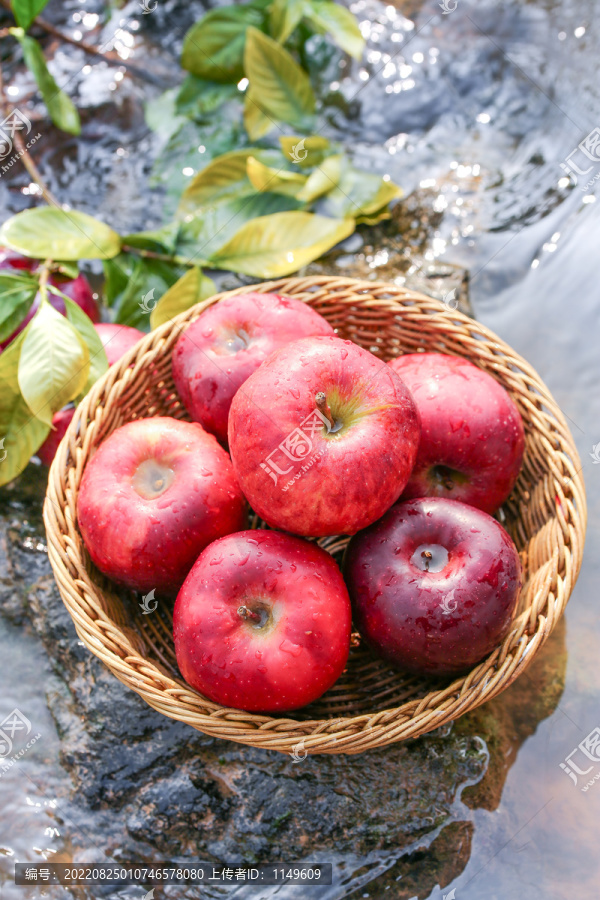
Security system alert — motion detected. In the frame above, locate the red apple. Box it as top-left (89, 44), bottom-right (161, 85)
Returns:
top-left (228, 335), bottom-right (420, 537)
top-left (171, 292), bottom-right (334, 444)
top-left (78, 417), bottom-right (247, 594)
top-left (37, 406), bottom-right (75, 467)
top-left (94, 323), bottom-right (145, 366)
top-left (389, 353), bottom-right (524, 514)
top-left (173, 529), bottom-right (352, 712)
top-left (344, 497), bottom-right (522, 676)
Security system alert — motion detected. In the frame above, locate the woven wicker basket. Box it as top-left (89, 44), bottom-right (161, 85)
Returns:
top-left (43, 277), bottom-right (586, 755)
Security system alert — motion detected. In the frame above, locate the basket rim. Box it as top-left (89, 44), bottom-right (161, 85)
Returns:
top-left (43, 276), bottom-right (587, 754)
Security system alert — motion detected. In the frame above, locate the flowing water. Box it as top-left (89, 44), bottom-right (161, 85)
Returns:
top-left (1, 0), bottom-right (600, 897)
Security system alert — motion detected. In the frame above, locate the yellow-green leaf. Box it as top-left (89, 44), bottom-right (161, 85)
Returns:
top-left (62, 296), bottom-right (109, 398)
top-left (0, 208), bottom-right (121, 261)
top-left (0, 329), bottom-right (50, 488)
top-left (297, 154), bottom-right (343, 202)
top-left (269, 0), bottom-right (306, 42)
top-left (178, 149), bottom-right (257, 216)
top-left (14, 33), bottom-right (80, 134)
top-left (247, 156), bottom-right (307, 196)
top-left (279, 134), bottom-right (330, 168)
top-left (244, 90), bottom-right (276, 141)
top-left (304, 0), bottom-right (365, 59)
top-left (209, 211), bottom-right (354, 277)
top-left (17, 301), bottom-right (89, 426)
top-left (244, 27), bottom-right (315, 130)
top-left (150, 267), bottom-right (217, 329)
top-left (181, 5), bottom-right (266, 83)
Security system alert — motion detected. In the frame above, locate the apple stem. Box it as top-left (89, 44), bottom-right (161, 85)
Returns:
top-left (421, 549), bottom-right (432, 572)
top-left (315, 392), bottom-right (335, 430)
top-left (237, 605), bottom-right (261, 623)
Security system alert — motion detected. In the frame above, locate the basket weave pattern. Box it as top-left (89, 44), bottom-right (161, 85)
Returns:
top-left (43, 277), bottom-right (586, 755)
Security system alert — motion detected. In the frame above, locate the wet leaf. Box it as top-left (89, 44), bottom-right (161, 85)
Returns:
top-left (150, 267), bottom-right (217, 329)
top-left (244, 91), bottom-right (276, 141)
top-left (244, 28), bottom-right (315, 131)
top-left (304, 0), bottom-right (365, 59)
top-left (0, 272), bottom-right (38, 343)
top-left (61, 296), bottom-right (109, 398)
top-left (0, 330), bottom-right (49, 488)
top-left (13, 33), bottom-right (80, 134)
top-left (246, 156), bottom-right (307, 196)
top-left (269, 0), bottom-right (306, 43)
top-left (279, 134), bottom-right (330, 168)
top-left (209, 210), bottom-right (354, 277)
top-left (321, 162), bottom-right (402, 218)
top-left (10, 0), bottom-right (50, 33)
top-left (0, 208), bottom-right (121, 261)
top-left (17, 301), bottom-right (89, 426)
top-left (181, 5), bottom-right (267, 83)
top-left (175, 75), bottom-right (239, 117)
top-left (179, 149), bottom-right (258, 215)
top-left (297, 154), bottom-right (342, 202)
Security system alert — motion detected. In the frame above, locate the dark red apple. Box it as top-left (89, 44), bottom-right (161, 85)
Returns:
top-left (389, 353), bottom-right (524, 514)
top-left (172, 292), bottom-right (334, 444)
top-left (344, 497), bottom-right (522, 676)
top-left (37, 406), bottom-right (75, 467)
top-left (173, 529), bottom-right (352, 712)
top-left (228, 335), bottom-right (420, 537)
top-left (94, 323), bottom-right (145, 366)
top-left (77, 417), bottom-right (247, 594)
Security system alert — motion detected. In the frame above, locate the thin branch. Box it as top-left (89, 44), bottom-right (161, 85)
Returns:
top-left (0, 58), bottom-right (59, 206)
top-left (121, 244), bottom-right (195, 267)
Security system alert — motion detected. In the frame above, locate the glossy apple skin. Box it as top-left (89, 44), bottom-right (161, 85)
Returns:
top-left (173, 529), bottom-right (352, 712)
top-left (94, 323), bottom-right (145, 366)
top-left (228, 335), bottom-right (420, 537)
top-left (78, 417), bottom-right (247, 594)
top-left (172, 292), bottom-right (334, 445)
top-left (389, 353), bottom-right (525, 515)
top-left (344, 497), bottom-right (522, 676)
top-left (37, 406), bottom-right (75, 467)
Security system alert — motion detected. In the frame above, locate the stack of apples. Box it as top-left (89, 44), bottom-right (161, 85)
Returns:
top-left (77, 292), bottom-right (525, 713)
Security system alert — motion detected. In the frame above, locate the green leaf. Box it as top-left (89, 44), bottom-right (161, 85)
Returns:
top-left (297, 154), bottom-right (342, 202)
top-left (181, 5), bottom-right (267, 83)
top-left (103, 253), bottom-right (186, 328)
top-left (13, 33), bottom-right (80, 134)
top-left (123, 222), bottom-right (181, 255)
top-left (209, 210), bottom-right (354, 277)
top-left (246, 156), bottom-right (307, 196)
top-left (243, 27), bottom-right (315, 130)
top-left (244, 91), bottom-right (276, 141)
top-left (175, 74), bottom-right (238, 117)
top-left (17, 301), bottom-right (89, 426)
top-left (145, 88), bottom-right (186, 144)
top-left (279, 134), bottom-right (330, 168)
top-left (150, 267), bottom-right (216, 329)
top-left (269, 0), bottom-right (306, 42)
top-left (178, 149), bottom-right (260, 215)
top-left (0, 208), bottom-right (122, 261)
top-left (61, 296), bottom-right (109, 398)
top-left (0, 329), bottom-right (50, 488)
top-left (0, 272), bottom-right (38, 343)
top-left (303, 0), bottom-right (365, 59)
top-left (321, 164), bottom-right (402, 219)
top-left (10, 0), bottom-right (50, 32)
top-left (176, 191), bottom-right (303, 260)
